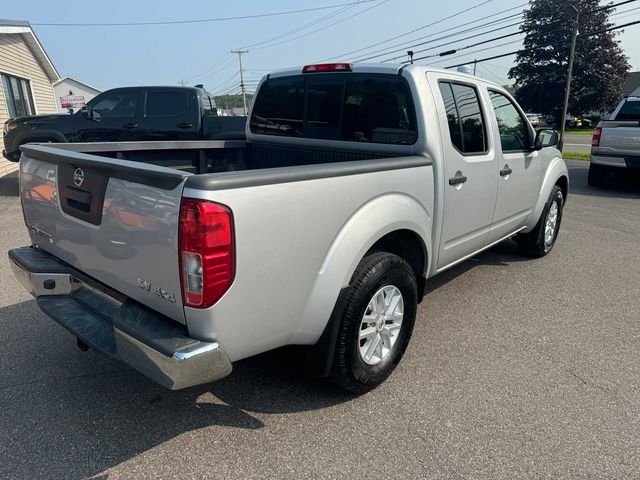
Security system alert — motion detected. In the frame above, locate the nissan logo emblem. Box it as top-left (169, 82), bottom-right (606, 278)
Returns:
top-left (73, 168), bottom-right (85, 187)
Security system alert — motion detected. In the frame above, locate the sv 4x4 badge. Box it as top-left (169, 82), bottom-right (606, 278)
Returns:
top-left (137, 278), bottom-right (176, 303)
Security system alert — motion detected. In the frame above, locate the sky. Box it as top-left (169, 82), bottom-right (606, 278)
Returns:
top-left (3, 0), bottom-right (640, 94)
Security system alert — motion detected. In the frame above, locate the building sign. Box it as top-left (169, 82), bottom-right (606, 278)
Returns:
top-left (60, 95), bottom-right (86, 109)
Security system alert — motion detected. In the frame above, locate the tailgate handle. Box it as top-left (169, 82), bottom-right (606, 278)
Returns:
top-left (64, 186), bottom-right (92, 212)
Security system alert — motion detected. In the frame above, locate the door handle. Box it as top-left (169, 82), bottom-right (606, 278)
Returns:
top-left (176, 122), bottom-right (193, 129)
top-left (500, 165), bottom-right (513, 177)
top-left (122, 123), bottom-right (138, 129)
top-left (449, 171), bottom-right (468, 186)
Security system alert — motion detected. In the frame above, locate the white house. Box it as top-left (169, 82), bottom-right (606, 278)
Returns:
top-left (0, 19), bottom-right (59, 176)
top-left (53, 76), bottom-right (101, 113)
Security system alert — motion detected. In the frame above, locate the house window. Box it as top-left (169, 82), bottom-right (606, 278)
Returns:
top-left (1, 73), bottom-right (35, 118)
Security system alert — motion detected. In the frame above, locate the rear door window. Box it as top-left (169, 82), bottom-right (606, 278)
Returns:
top-left (250, 74), bottom-right (417, 144)
top-left (438, 81), bottom-right (487, 154)
top-left (146, 91), bottom-right (189, 117)
top-left (438, 82), bottom-right (463, 152)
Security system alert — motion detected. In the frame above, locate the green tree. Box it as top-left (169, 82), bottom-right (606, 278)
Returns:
top-left (509, 0), bottom-right (629, 118)
top-left (214, 94), bottom-right (254, 110)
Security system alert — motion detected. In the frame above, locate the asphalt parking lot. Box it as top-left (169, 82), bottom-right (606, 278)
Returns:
top-left (0, 161), bottom-right (639, 480)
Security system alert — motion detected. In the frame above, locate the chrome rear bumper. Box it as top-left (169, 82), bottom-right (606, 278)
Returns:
top-left (9, 246), bottom-right (232, 390)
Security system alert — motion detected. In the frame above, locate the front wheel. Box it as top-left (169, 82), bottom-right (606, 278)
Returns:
top-left (516, 185), bottom-right (564, 258)
top-left (329, 252), bottom-right (417, 394)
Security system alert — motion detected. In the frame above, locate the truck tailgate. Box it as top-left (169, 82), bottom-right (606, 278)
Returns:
top-left (599, 121), bottom-right (640, 156)
top-left (19, 144), bottom-right (190, 324)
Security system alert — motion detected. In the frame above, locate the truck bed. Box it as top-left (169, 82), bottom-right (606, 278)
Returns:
top-left (34, 140), bottom-right (393, 175)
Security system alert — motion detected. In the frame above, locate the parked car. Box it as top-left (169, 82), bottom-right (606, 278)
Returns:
top-left (8, 63), bottom-right (568, 393)
top-left (589, 96), bottom-right (640, 186)
top-left (2, 86), bottom-right (246, 161)
top-left (526, 113), bottom-right (541, 127)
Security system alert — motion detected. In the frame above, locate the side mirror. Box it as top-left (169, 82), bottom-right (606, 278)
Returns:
top-left (534, 129), bottom-right (559, 150)
top-left (80, 105), bottom-right (88, 113)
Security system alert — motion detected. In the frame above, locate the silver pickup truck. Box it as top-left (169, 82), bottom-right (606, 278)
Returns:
top-left (589, 96), bottom-right (640, 186)
top-left (9, 63), bottom-right (568, 393)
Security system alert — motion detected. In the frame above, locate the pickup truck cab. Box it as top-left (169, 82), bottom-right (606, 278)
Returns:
top-left (2, 85), bottom-right (246, 161)
top-left (589, 96), bottom-right (640, 186)
top-left (9, 63), bottom-right (568, 393)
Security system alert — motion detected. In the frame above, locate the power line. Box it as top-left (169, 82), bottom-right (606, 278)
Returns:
top-left (378, 20), bottom-right (523, 62)
top-left (242, 1), bottom-right (362, 49)
top-left (251, 0), bottom-right (392, 51)
top-left (31, 0), bottom-right (380, 26)
top-left (321, 0), bottom-right (496, 61)
top-left (187, 1), bottom-right (380, 83)
top-left (209, 70), bottom-right (240, 94)
top-left (441, 17), bottom-right (640, 70)
top-left (408, 0), bottom-right (639, 65)
top-left (351, 4), bottom-right (527, 62)
top-left (188, 54), bottom-right (234, 82)
top-left (424, 38), bottom-right (524, 65)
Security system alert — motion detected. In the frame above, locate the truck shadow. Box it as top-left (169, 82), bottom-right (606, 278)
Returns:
top-left (0, 299), bottom-right (353, 479)
top-left (0, 171), bottom-right (19, 197)
top-left (567, 160), bottom-right (640, 199)
top-left (424, 239), bottom-right (532, 295)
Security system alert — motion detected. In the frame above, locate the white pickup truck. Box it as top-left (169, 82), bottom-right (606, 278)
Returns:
top-left (9, 63), bottom-right (568, 393)
top-left (589, 96), bottom-right (640, 186)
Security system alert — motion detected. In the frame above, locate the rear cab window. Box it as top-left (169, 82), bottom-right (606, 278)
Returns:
top-left (250, 74), bottom-right (417, 145)
top-left (615, 98), bottom-right (640, 120)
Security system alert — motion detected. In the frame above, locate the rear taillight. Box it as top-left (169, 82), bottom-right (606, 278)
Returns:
top-left (592, 126), bottom-right (602, 148)
top-left (179, 198), bottom-right (234, 309)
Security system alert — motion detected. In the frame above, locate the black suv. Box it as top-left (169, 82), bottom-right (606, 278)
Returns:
top-left (2, 86), bottom-right (246, 161)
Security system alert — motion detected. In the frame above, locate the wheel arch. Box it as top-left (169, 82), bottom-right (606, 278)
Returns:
top-left (524, 156), bottom-right (569, 233)
top-left (293, 193), bottom-right (432, 376)
top-left (367, 228), bottom-right (428, 302)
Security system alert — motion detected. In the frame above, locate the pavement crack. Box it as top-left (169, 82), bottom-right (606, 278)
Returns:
top-left (567, 368), bottom-right (588, 386)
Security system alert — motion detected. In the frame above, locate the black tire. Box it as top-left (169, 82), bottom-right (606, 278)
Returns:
top-left (516, 185), bottom-right (564, 258)
top-left (329, 252), bottom-right (417, 394)
top-left (588, 163), bottom-right (606, 187)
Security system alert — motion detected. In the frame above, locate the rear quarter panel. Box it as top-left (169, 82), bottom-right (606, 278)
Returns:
top-left (183, 163), bottom-right (434, 362)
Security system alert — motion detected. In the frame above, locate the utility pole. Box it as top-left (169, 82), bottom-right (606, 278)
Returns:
top-left (407, 50), bottom-right (414, 64)
top-left (473, 59), bottom-right (477, 76)
top-left (178, 79), bottom-right (187, 86)
top-left (558, 6), bottom-right (579, 151)
top-left (231, 49), bottom-right (249, 116)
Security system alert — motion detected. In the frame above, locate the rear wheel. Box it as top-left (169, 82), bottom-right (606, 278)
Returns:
top-left (329, 252), bottom-right (417, 394)
top-left (516, 185), bottom-right (564, 258)
top-left (588, 162), bottom-right (607, 187)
